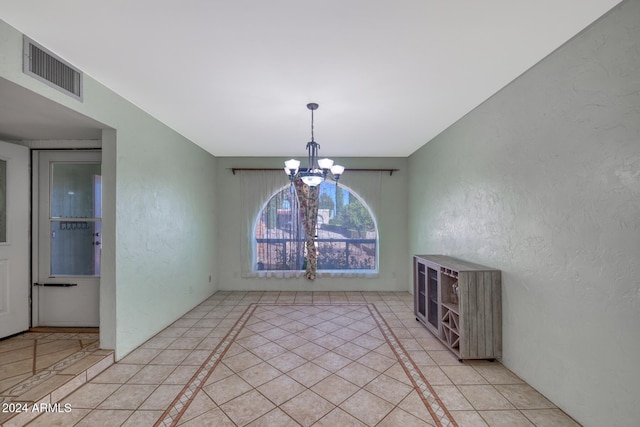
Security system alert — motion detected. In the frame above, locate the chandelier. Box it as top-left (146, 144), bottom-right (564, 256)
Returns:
top-left (284, 103), bottom-right (344, 186)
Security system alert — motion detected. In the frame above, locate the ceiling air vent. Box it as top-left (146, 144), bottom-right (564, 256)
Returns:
top-left (23, 36), bottom-right (83, 101)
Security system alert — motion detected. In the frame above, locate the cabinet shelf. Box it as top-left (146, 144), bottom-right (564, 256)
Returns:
top-left (414, 255), bottom-right (502, 360)
top-left (441, 302), bottom-right (459, 314)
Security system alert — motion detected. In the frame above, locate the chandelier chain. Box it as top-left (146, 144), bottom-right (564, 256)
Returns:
top-left (310, 107), bottom-right (315, 142)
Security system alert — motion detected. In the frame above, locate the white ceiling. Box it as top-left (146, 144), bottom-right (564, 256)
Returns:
top-left (0, 0), bottom-right (622, 157)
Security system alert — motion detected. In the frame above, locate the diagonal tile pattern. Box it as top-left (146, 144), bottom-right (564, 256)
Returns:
top-left (0, 331), bottom-right (114, 426)
top-left (0, 292), bottom-right (583, 426)
top-left (157, 303), bottom-right (456, 426)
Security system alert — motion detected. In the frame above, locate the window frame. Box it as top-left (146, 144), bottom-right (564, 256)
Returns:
top-left (252, 182), bottom-right (379, 276)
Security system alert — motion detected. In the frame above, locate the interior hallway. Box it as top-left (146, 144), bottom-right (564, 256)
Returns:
top-left (1, 291), bottom-right (580, 426)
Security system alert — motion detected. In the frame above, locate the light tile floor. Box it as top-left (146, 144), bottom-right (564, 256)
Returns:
top-left (1, 291), bottom-right (581, 426)
top-left (0, 330), bottom-right (114, 426)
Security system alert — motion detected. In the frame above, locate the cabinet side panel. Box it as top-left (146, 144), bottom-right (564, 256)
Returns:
top-left (484, 271), bottom-right (494, 357)
top-left (468, 273), bottom-right (478, 358)
top-left (492, 270), bottom-right (502, 357)
top-left (476, 272), bottom-right (486, 357)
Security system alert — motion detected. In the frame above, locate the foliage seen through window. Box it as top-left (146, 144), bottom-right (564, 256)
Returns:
top-left (255, 182), bottom-right (377, 272)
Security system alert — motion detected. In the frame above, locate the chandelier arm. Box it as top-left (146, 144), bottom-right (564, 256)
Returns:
top-left (284, 102), bottom-right (344, 187)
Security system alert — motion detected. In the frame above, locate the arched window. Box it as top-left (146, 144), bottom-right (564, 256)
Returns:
top-left (254, 182), bottom-right (378, 274)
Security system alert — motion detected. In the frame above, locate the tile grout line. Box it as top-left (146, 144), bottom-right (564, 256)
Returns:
top-left (31, 339), bottom-right (37, 375)
top-left (155, 300), bottom-right (459, 427)
top-left (153, 302), bottom-right (256, 427)
top-left (1, 348), bottom-right (114, 426)
top-left (367, 303), bottom-right (458, 427)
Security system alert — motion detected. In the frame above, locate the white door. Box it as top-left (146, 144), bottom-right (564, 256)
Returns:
top-left (0, 141), bottom-right (29, 339)
top-left (32, 150), bottom-right (101, 327)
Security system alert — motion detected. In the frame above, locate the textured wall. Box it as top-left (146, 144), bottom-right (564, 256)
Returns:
top-left (114, 119), bottom-right (218, 359)
top-left (408, 2), bottom-right (639, 426)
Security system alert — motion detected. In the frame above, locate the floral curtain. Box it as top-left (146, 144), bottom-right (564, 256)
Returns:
top-left (293, 178), bottom-right (320, 280)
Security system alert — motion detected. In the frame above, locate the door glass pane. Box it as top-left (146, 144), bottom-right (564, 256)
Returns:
top-left (0, 159), bottom-right (5, 243)
top-left (51, 163), bottom-right (102, 219)
top-left (50, 220), bottom-right (101, 275)
top-left (427, 267), bottom-right (439, 329)
top-left (50, 162), bottom-right (102, 276)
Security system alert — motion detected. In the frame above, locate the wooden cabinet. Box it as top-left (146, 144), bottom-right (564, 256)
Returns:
top-left (414, 255), bottom-right (502, 360)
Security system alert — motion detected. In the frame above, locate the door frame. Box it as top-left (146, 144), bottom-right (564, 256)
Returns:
top-left (0, 141), bottom-right (30, 339)
top-left (30, 148), bottom-right (102, 327)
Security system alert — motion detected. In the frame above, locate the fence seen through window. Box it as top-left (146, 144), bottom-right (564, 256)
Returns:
top-left (255, 182), bottom-right (377, 272)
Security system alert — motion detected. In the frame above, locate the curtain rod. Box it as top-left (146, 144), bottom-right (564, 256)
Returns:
top-left (230, 168), bottom-right (398, 176)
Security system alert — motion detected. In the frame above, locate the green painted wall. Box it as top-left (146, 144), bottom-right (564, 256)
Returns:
top-left (0, 19), bottom-right (219, 360)
top-left (408, 2), bottom-right (639, 426)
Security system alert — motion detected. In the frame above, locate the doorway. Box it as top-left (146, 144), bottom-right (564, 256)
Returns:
top-left (31, 150), bottom-right (102, 327)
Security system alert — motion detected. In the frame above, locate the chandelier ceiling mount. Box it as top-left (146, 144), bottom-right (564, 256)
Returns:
top-left (284, 103), bottom-right (344, 187)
